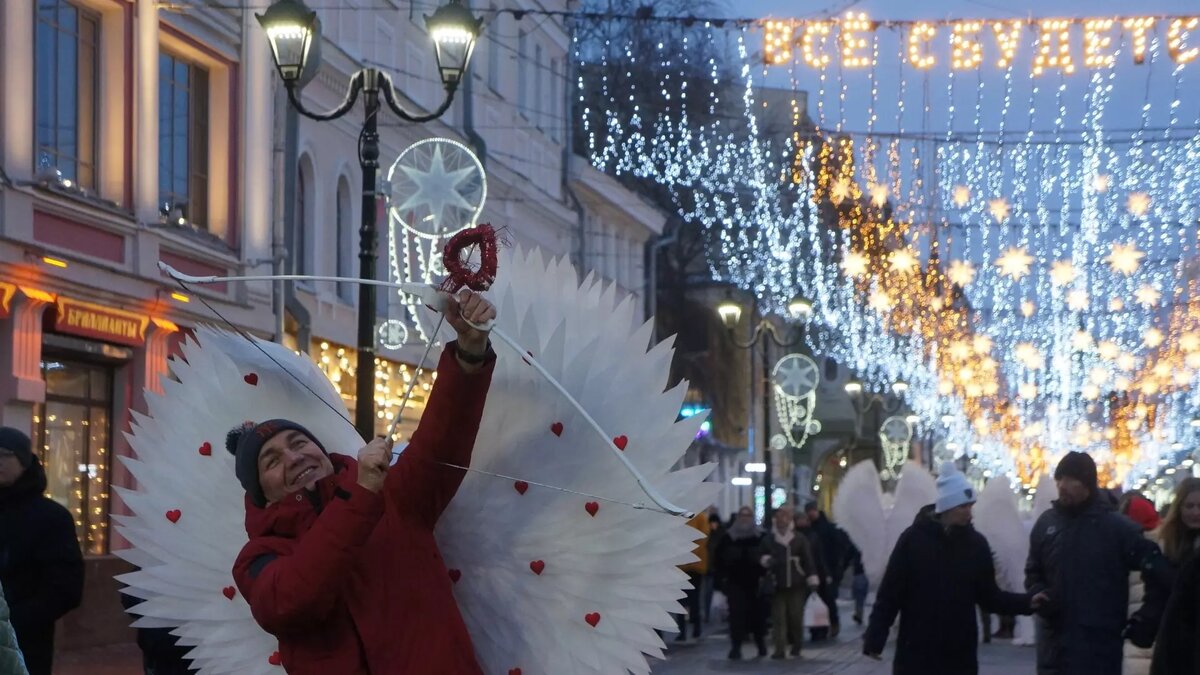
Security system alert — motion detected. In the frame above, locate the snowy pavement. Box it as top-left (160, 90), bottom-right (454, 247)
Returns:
top-left (650, 600), bottom-right (1037, 674)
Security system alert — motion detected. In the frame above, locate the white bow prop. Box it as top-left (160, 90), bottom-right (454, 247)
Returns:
top-left (157, 262), bottom-right (694, 518)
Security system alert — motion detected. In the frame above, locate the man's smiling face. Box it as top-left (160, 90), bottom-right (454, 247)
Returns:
top-left (257, 429), bottom-right (334, 504)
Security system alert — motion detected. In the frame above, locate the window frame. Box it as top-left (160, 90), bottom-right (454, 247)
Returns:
top-left (158, 49), bottom-right (211, 229)
top-left (33, 0), bottom-right (101, 191)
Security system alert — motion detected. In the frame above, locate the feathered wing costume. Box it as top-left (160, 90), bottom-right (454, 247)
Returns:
top-left (973, 476), bottom-right (1035, 645)
top-left (832, 460), bottom-right (937, 588)
top-left (115, 247), bottom-right (718, 675)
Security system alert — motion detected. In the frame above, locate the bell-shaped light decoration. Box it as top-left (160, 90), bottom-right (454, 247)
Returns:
top-left (426, 0), bottom-right (483, 88)
top-left (256, 0), bottom-right (319, 85)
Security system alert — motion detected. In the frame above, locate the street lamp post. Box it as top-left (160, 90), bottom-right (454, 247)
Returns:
top-left (257, 0), bottom-right (481, 440)
top-left (717, 292), bottom-right (812, 525)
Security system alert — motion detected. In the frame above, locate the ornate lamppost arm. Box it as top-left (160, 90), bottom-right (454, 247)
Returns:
top-left (285, 71), bottom-right (365, 121)
top-left (379, 71), bottom-right (460, 124)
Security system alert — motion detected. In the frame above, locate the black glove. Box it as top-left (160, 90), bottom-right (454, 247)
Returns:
top-left (1123, 614), bottom-right (1157, 649)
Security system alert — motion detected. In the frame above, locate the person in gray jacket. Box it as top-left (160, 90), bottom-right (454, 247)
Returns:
top-left (1025, 451), bottom-right (1172, 675)
top-left (759, 506), bottom-right (819, 660)
top-left (1, 582), bottom-right (30, 675)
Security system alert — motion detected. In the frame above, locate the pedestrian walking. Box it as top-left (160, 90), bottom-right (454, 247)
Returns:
top-left (805, 501), bottom-right (850, 637)
top-left (674, 511), bottom-right (710, 643)
top-left (713, 506), bottom-right (768, 660)
top-left (703, 511), bottom-right (724, 623)
top-left (1149, 477), bottom-right (1200, 674)
top-left (794, 509), bottom-right (831, 640)
top-left (0, 427), bottom-right (84, 675)
top-left (847, 544), bottom-right (869, 625)
top-left (1119, 492), bottom-right (1161, 675)
top-left (863, 463), bottom-right (1042, 675)
top-left (1026, 451), bottom-right (1171, 675)
top-left (759, 506), bottom-right (819, 659)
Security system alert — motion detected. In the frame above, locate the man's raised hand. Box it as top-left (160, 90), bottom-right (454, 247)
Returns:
top-left (446, 290), bottom-right (496, 356)
top-left (356, 436), bottom-right (392, 494)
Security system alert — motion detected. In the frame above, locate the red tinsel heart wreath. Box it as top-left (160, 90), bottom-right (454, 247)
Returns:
top-left (440, 224), bottom-right (500, 293)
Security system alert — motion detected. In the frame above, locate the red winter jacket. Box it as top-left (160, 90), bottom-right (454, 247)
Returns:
top-left (232, 344), bottom-right (493, 674)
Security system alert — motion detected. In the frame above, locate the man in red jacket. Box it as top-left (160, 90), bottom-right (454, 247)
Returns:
top-left (229, 290), bottom-right (496, 674)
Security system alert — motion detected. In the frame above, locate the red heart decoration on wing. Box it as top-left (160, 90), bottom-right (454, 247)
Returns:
top-left (222, 586), bottom-right (236, 600)
top-left (529, 560), bottom-right (545, 575)
top-left (508, 670), bottom-right (522, 675)
top-left (613, 435), bottom-right (628, 451)
top-left (268, 652), bottom-right (282, 666)
top-left (585, 612), bottom-right (602, 627)
top-left (585, 502), bottom-right (600, 517)
top-left (448, 569), bottom-right (462, 583)
top-left (243, 373), bottom-right (259, 386)
top-left (550, 422), bottom-right (564, 437)
top-left (198, 442), bottom-right (212, 456)
top-left (514, 480), bottom-right (529, 495)
top-left (165, 509), bottom-right (182, 523)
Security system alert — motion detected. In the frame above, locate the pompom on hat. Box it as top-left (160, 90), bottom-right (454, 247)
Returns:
top-left (225, 419), bottom-right (326, 507)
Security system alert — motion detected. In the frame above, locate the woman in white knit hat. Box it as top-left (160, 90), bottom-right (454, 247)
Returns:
top-left (862, 463), bottom-right (1046, 674)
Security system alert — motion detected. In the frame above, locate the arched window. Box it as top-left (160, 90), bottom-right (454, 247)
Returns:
top-left (336, 177), bottom-right (355, 302)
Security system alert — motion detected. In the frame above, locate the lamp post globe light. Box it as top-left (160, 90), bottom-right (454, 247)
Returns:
top-left (257, 0), bottom-right (481, 440)
top-left (716, 291), bottom-right (814, 524)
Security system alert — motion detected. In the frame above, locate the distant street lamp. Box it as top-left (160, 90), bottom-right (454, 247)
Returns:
top-left (257, 0), bottom-right (481, 440)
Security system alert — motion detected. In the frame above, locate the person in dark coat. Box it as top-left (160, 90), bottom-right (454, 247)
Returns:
top-left (703, 511), bottom-right (724, 623)
top-left (863, 463), bottom-right (1041, 674)
top-left (805, 501), bottom-right (850, 636)
top-left (713, 506), bottom-right (767, 660)
top-left (1150, 553), bottom-right (1200, 674)
top-left (1025, 451), bottom-right (1172, 675)
top-left (794, 509), bottom-right (831, 640)
top-left (758, 506), bottom-right (819, 659)
top-left (0, 427), bottom-right (84, 675)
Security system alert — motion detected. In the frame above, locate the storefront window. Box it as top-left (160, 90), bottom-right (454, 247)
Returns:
top-left (35, 359), bottom-right (112, 556)
top-left (312, 341), bottom-right (435, 442)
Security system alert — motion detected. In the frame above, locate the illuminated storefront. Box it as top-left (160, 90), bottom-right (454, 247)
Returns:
top-left (312, 340), bottom-right (437, 442)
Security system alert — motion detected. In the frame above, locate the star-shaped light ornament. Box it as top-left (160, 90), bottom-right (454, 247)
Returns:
top-left (948, 340), bottom-right (972, 361)
top-left (395, 144), bottom-right (479, 230)
top-left (996, 247), bottom-right (1034, 280)
top-left (1109, 297), bottom-right (1125, 312)
top-left (953, 185), bottom-right (971, 207)
top-left (1088, 366), bottom-right (1109, 385)
top-left (1144, 328), bottom-right (1165, 348)
top-left (1092, 174), bottom-right (1111, 193)
top-left (973, 335), bottom-right (993, 354)
top-left (1018, 382), bottom-right (1038, 399)
top-left (889, 248), bottom-right (919, 274)
top-left (1127, 192), bottom-right (1151, 217)
top-left (1049, 260), bottom-right (1078, 287)
top-left (830, 178), bottom-right (853, 205)
top-left (1021, 300), bottom-right (1036, 318)
top-left (988, 198), bottom-right (1011, 223)
top-left (1098, 340), bottom-right (1120, 361)
top-left (1118, 352), bottom-right (1138, 371)
top-left (842, 251), bottom-right (869, 277)
top-left (869, 183), bottom-right (890, 207)
top-left (1066, 289), bottom-right (1090, 312)
top-left (868, 289), bottom-right (893, 312)
top-left (1107, 243), bottom-right (1144, 275)
top-left (1071, 330), bottom-right (1093, 351)
top-left (1182, 332), bottom-right (1200, 352)
top-left (947, 260), bottom-right (977, 286)
top-left (1135, 285), bottom-right (1162, 307)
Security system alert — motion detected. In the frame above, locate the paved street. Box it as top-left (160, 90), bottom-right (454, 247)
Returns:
top-left (651, 600), bottom-right (1036, 674)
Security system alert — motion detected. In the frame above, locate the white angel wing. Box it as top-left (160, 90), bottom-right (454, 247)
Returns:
top-left (115, 327), bottom-right (364, 674)
top-left (1031, 474), bottom-right (1056, 524)
top-left (433, 247), bottom-right (718, 675)
top-left (973, 477), bottom-right (1029, 593)
top-left (833, 460), bottom-right (887, 586)
top-left (884, 461), bottom-right (937, 562)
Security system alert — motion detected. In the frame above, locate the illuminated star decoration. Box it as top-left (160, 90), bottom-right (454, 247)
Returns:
top-left (1071, 330), bottom-right (1093, 351)
top-left (1107, 242), bottom-right (1145, 275)
top-left (1067, 289), bottom-right (1090, 311)
top-left (1049, 260), bottom-right (1077, 287)
top-left (1135, 284), bottom-right (1162, 307)
top-left (842, 251), bottom-right (869, 277)
top-left (988, 198), bottom-right (1011, 223)
top-left (830, 178), bottom-right (853, 205)
top-left (396, 143), bottom-right (478, 228)
top-left (889, 248), bottom-right (919, 274)
top-left (1092, 174), bottom-right (1111, 193)
top-left (868, 289), bottom-right (893, 312)
top-left (869, 182), bottom-right (890, 207)
top-left (953, 185), bottom-right (971, 207)
top-left (947, 259), bottom-right (977, 286)
top-left (1109, 297), bottom-right (1125, 312)
top-left (1020, 300), bottom-right (1036, 317)
top-left (996, 247), bottom-right (1034, 280)
top-left (1127, 192), bottom-right (1151, 217)
top-left (1145, 328), bottom-right (1165, 348)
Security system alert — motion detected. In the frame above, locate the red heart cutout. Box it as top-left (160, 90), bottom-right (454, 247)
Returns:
top-left (508, 670), bottom-right (522, 675)
top-left (514, 480), bottom-right (529, 495)
top-left (529, 560), bottom-right (545, 575)
top-left (222, 586), bottom-right (236, 600)
top-left (585, 502), bottom-right (600, 517)
top-left (613, 435), bottom-right (628, 451)
top-left (198, 442), bottom-right (212, 456)
top-left (243, 373), bottom-right (259, 386)
top-left (268, 651), bottom-right (282, 666)
top-left (448, 569), bottom-right (462, 584)
top-left (585, 612), bottom-right (602, 627)
top-left (550, 422), bottom-right (564, 437)
top-left (165, 509), bottom-right (182, 523)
